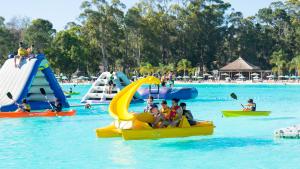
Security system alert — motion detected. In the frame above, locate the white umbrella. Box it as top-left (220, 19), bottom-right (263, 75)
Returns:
top-left (221, 73), bottom-right (229, 76)
top-left (208, 75), bottom-right (214, 78)
top-left (290, 75), bottom-right (297, 79)
top-left (284, 75), bottom-right (290, 79)
top-left (192, 75), bottom-right (197, 78)
top-left (62, 76), bottom-right (68, 80)
top-left (225, 77), bottom-right (231, 80)
top-left (176, 76), bottom-right (182, 79)
top-left (235, 73), bottom-right (242, 76)
top-left (91, 76), bottom-right (98, 79)
top-left (183, 76), bottom-right (190, 79)
top-left (197, 76), bottom-right (203, 79)
top-left (253, 76), bottom-right (259, 79)
top-left (278, 75), bottom-right (285, 78)
top-left (239, 75), bottom-right (245, 79)
top-left (203, 73), bottom-right (211, 76)
top-left (251, 73), bottom-right (259, 76)
top-left (267, 75), bottom-right (275, 78)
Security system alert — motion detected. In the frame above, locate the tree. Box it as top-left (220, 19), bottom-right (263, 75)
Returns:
top-left (24, 19), bottom-right (56, 53)
top-left (270, 50), bottom-right (287, 75)
top-left (289, 54), bottom-right (300, 75)
top-left (177, 59), bottom-right (191, 76)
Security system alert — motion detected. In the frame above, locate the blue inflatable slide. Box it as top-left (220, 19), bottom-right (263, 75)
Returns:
top-left (0, 54), bottom-right (69, 111)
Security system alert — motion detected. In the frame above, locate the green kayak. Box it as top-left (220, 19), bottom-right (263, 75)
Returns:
top-left (64, 91), bottom-right (80, 95)
top-left (222, 110), bottom-right (271, 117)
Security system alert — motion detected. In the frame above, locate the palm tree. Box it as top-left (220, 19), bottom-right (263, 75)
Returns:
top-left (270, 50), bottom-right (286, 75)
top-left (139, 62), bottom-right (153, 76)
top-left (177, 59), bottom-right (192, 77)
top-left (289, 55), bottom-right (300, 75)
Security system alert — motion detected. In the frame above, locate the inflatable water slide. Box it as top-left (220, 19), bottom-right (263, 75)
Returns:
top-left (0, 55), bottom-right (69, 111)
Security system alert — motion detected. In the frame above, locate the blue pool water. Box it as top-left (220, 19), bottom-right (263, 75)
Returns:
top-left (1, 84), bottom-right (300, 169)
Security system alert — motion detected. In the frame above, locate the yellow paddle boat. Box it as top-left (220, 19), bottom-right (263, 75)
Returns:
top-left (96, 76), bottom-right (214, 140)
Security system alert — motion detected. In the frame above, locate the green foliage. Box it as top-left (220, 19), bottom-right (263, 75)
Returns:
top-left (0, 0), bottom-right (299, 77)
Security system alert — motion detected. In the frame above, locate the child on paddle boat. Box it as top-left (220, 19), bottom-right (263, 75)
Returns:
top-left (165, 98), bottom-right (183, 127)
top-left (51, 99), bottom-right (63, 112)
top-left (14, 42), bottom-right (28, 68)
top-left (243, 99), bottom-right (256, 111)
top-left (180, 102), bottom-right (196, 125)
top-left (16, 99), bottom-right (31, 112)
top-left (144, 96), bottom-right (154, 112)
top-left (150, 104), bottom-right (166, 128)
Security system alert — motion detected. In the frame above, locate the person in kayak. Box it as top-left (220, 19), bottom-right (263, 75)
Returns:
top-left (244, 99), bottom-right (256, 111)
top-left (16, 99), bottom-right (31, 112)
top-left (144, 96), bottom-right (154, 112)
top-left (51, 99), bottom-right (63, 112)
top-left (165, 98), bottom-right (183, 127)
top-left (69, 87), bottom-right (73, 94)
top-left (180, 102), bottom-right (196, 125)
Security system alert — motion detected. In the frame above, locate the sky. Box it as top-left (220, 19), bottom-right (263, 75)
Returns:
top-left (0, 0), bottom-right (279, 30)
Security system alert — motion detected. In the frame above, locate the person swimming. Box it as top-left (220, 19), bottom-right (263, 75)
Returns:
top-left (244, 99), bottom-right (256, 111)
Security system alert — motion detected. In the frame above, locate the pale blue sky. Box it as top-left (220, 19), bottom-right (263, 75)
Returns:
top-left (0, 0), bottom-right (279, 30)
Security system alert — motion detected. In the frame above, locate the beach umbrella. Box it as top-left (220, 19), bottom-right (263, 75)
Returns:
top-left (203, 73), bottom-right (211, 76)
top-left (176, 76), bottom-right (182, 79)
top-left (235, 73), bottom-right (242, 76)
top-left (183, 75), bottom-right (190, 79)
top-left (251, 73), bottom-right (259, 76)
top-left (239, 75), bottom-right (245, 79)
top-left (197, 76), bottom-right (203, 79)
top-left (91, 76), bottom-right (98, 79)
top-left (192, 75), bottom-right (197, 78)
top-left (290, 75), bottom-right (297, 79)
top-left (278, 75), bottom-right (285, 78)
top-left (208, 75), bottom-right (214, 78)
top-left (62, 76), bottom-right (68, 80)
top-left (266, 75), bottom-right (275, 78)
top-left (253, 76), bottom-right (259, 79)
top-left (225, 77), bottom-right (231, 80)
top-left (284, 75), bottom-right (290, 79)
top-left (221, 73), bottom-right (229, 76)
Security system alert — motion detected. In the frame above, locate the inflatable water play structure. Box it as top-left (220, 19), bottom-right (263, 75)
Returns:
top-left (81, 71), bottom-right (142, 104)
top-left (0, 55), bottom-right (69, 111)
top-left (274, 125), bottom-right (300, 139)
top-left (222, 110), bottom-right (271, 117)
top-left (96, 76), bottom-right (214, 140)
top-left (138, 86), bottom-right (198, 100)
top-left (0, 110), bottom-right (76, 118)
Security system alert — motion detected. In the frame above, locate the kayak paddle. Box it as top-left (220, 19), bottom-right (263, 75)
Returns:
top-left (230, 92), bottom-right (244, 108)
top-left (40, 88), bottom-right (54, 110)
top-left (6, 92), bottom-right (13, 100)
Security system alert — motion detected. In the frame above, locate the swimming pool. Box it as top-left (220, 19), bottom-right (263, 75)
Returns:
top-left (1, 84), bottom-right (300, 169)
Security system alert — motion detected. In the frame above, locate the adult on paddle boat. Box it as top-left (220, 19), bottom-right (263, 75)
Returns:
top-left (180, 102), bottom-right (196, 125)
top-left (243, 99), bottom-right (256, 111)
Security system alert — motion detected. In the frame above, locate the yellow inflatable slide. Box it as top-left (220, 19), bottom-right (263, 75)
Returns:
top-left (96, 76), bottom-right (214, 140)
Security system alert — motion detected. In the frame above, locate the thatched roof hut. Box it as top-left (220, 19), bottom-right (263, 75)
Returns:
top-left (220, 57), bottom-right (261, 72)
